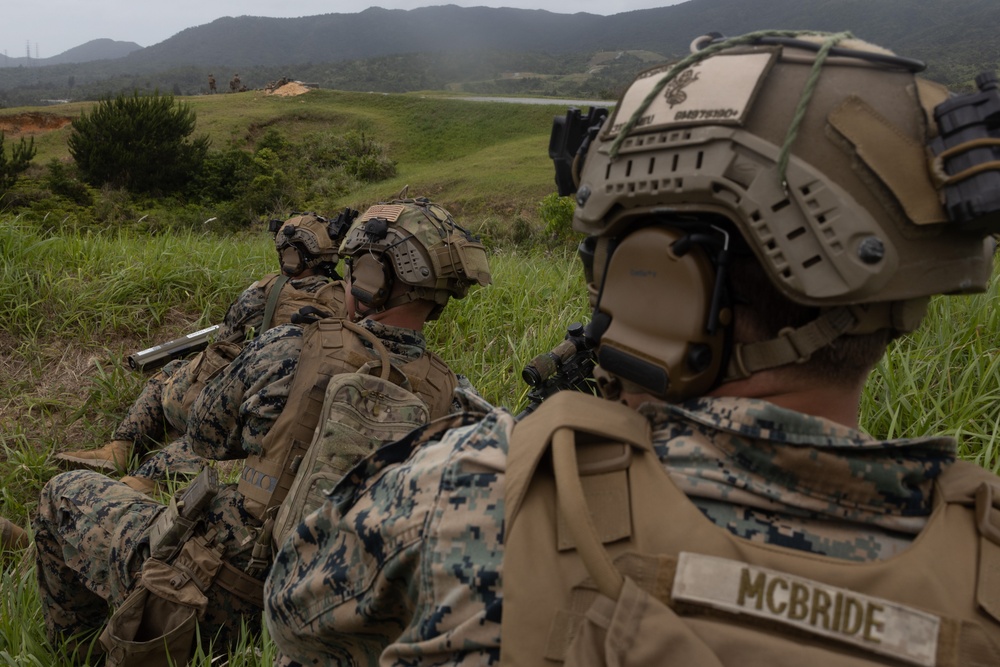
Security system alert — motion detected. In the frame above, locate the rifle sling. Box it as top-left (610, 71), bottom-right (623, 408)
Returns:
top-left (260, 274), bottom-right (290, 336)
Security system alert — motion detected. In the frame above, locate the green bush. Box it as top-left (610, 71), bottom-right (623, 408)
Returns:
top-left (302, 129), bottom-right (397, 182)
top-left (538, 192), bottom-right (577, 241)
top-left (68, 91), bottom-right (210, 195)
top-left (44, 159), bottom-right (93, 206)
top-left (0, 131), bottom-right (37, 193)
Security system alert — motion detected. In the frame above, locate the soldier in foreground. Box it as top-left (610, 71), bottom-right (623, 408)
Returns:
top-left (54, 211), bottom-right (352, 484)
top-left (265, 32), bottom-right (1000, 665)
top-left (31, 198), bottom-right (490, 663)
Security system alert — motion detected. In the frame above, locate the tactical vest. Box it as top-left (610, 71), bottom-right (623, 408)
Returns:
top-left (256, 274), bottom-right (347, 334)
top-left (502, 392), bottom-right (1000, 667)
top-left (161, 278), bottom-right (348, 430)
top-left (237, 318), bottom-right (457, 522)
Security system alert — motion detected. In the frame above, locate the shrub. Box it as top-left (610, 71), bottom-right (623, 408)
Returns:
top-left (538, 192), bottom-right (577, 241)
top-left (44, 159), bottom-right (93, 206)
top-left (68, 91), bottom-right (210, 195)
top-left (0, 131), bottom-right (37, 193)
top-left (188, 148), bottom-right (256, 204)
top-left (303, 130), bottom-right (396, 182)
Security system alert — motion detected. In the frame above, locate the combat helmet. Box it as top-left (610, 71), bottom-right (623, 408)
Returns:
top-left (340, 198), bottom-right (492, 320)
top-left (553, 30), bottom-right (1000, 401)
top-left (270, 210), bottom-right (356, 279)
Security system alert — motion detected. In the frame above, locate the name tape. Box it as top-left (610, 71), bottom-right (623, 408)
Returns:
top-left (672, 552), bottom-right (940, 667)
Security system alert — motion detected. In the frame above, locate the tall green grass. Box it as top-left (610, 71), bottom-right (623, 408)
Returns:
top-left (0, 220), bottom-right (996, 663)
top-left (862, 289), bottom-right (1000, 472)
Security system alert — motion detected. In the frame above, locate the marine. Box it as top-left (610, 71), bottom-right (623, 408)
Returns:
top-left (264, 31), bottom-right (1000, 666)
top-left (54, 210), bottom-right (353, 483)
top-left (33, 197), bottom-right (491, 663)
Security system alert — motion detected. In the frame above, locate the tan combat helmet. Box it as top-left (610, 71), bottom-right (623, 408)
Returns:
top-left (271, 210), bottom-right (356, 278)
top-left (556, 30), bottom-right (1000, 401)
top-left (339, 198), bottom-right (492, 320)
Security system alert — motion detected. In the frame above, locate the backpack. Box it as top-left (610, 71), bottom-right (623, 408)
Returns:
top-left (502, 391), bottom-right (1000, 667)
top-left (160, 278), bottom-right (347, 432)
top-left (238, 318), bottom-right (456, 525)
top-left (270, 323), bottom-right (431, 549)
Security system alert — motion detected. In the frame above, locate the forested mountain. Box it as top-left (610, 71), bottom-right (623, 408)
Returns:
top-left (0, 39), bottom-right (142, 67)
top-left (1, 0), bottom-right (996, 107)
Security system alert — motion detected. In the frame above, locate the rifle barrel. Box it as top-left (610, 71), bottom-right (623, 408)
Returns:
top-left (126, 324), bottom-right (221, 372)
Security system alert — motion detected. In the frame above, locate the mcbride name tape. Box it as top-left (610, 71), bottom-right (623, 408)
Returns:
top-left (671, 552), bottom-right (940, 666)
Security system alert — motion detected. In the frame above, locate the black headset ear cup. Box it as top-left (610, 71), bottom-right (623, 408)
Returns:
top-left (350, 254), bottom-right (393, 307)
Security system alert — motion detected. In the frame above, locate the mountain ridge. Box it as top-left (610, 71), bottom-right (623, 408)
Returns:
top-left (0, 0), bottom-right (996, 107)
top-left (1, 38), bottom-right (142, 67)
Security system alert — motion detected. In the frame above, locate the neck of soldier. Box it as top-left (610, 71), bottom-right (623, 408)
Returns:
top-left (362, 299), bottom-right (435, 331)
top-left (708, 369), bottom-right (866, 429)
top-left (622, 369), bottom-right (866, 429)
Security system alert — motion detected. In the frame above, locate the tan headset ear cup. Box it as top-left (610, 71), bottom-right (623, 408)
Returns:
top-left (279, 246), bottom-right (305, 277)
top-left (596, 226), bottom-right (725, 401)
top-left (350, 254), bottom-right (393, 307)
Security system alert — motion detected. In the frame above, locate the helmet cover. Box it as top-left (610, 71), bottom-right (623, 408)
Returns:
top-left (340, 198), bottom-right (492, 317)
top-left (564, 31), bottom-right (1000, 398)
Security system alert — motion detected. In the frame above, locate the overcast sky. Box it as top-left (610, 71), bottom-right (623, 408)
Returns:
top-left (3, 1), bottom-right (689, 59)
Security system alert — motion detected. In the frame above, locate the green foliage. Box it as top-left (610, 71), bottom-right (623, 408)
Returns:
top-left (44, 159), bottom-right (93, 206)
top-left (68, 91), bottom-right (210, 194)
top-left (538, 192), bottom-right (577, 242)
top-left (330, 130), bottom-right (397, 182)
top-left (188, 147), bottom-right (254, 202)
top-left (0, 131), bottom-right (37, 193)
top-left (183, 125), bottom-right (397, 228)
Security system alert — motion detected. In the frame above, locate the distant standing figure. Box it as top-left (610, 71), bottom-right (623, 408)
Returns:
top-left (208, 73), bottom-right (217, 93)
top-left (230, 73), bottom-right (241, 92)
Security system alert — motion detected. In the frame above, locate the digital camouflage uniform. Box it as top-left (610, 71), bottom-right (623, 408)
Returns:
top-left (35, 316), bottom-right (449, 651)
top-left (264, 396), bottom-right (956, 665)
top-left (110, 274), bottom-right (335, 475)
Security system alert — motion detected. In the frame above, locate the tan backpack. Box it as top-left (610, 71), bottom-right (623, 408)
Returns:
top-left (238, 318), bottom-right (457, 524)
top-left (271, 327), bottom-right (432, 549)
top-left (160, 278), bottom-right (348, 433)
top-left (502, 391), bottom-right (1000, 666)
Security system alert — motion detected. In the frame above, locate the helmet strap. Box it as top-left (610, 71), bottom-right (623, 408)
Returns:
top-left (724, 296), bottom-right (929, 381)
top-left (724, 307), bottom-right (857, 381)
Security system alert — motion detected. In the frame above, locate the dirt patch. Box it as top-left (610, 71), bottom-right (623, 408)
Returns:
top-left (268, 82), bottom-right (312, 97)
top-left (0, 307), bottom-right (202, 462)
top-left (0, 112), bottom-right (73, 137)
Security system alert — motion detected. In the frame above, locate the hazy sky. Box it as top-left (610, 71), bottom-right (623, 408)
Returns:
top-left (3, 1), bottom-right (690, 59)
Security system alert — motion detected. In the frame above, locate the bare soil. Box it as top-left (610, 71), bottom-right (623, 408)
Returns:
top-left (267, 82), bottom-right (312, 97)
top-left (0, 112), bottom-right (73, 136)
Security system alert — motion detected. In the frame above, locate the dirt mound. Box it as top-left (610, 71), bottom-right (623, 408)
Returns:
top-left (0, 112), bottom-right (73, 136)
top-left (269, 82), bottom-right (312, 97)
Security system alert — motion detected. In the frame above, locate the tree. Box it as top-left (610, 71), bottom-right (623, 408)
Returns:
top-left (68, 91), bottom-right (209, 194)
top-left (0, 131), bottom-right (37, 193)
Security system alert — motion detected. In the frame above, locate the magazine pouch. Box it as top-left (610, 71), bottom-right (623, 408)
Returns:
top-left (99, 545), bottom-right (213, 667)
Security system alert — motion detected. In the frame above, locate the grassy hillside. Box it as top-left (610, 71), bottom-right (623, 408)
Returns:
top-left (2, 87), bottom-right (573, 222)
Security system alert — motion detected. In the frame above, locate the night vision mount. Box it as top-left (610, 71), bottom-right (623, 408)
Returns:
top-left (931, 71), bottom-right (1000, 231)
top-left (549, 106), bottom-right (609, 197)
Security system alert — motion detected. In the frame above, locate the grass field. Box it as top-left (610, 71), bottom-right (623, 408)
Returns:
top-left (0, 88), bottom-right (998, 664)
top-left (2, 87), bottom-right (566, 220)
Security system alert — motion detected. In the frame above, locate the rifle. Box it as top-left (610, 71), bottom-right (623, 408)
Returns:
top-left (126, 324), bottom-right (221, 372)
top-left (517, 322), bottom-right (598, 419)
